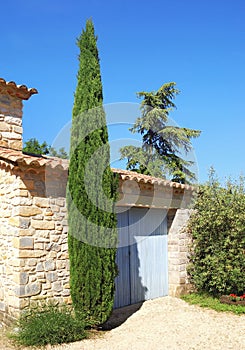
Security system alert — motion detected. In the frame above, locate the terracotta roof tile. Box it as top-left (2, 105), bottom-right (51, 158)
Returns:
top-left (0, 147), bottom-right (68, 170)
top-left (0, 148), bottom-right (195, 191)
top-left (0, 78), bottom-right (38, 100)
top-left (112, 168), bottom-right (195, 191)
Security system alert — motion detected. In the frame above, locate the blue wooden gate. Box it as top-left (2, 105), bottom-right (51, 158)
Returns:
top-left (114, 207), bottom-right (168, 308)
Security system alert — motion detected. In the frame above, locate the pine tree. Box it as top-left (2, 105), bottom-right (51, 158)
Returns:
top-left (67, 19), bottom-right (118, 325)
top-left (120, 83), bottom-right (201, 184)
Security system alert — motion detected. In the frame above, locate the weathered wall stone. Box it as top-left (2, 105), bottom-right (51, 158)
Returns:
top-left (168, 209), bottom-right (193, 297)
top-left (0, 93), bottom-right (23, 150)
top-left (0, 163), bottom-right (70, 323)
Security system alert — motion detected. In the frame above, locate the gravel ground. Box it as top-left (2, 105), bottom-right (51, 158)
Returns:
top-left (53, 296), bottom-right (245, 350)
top-left (1, 296), bottom-right (244, 350)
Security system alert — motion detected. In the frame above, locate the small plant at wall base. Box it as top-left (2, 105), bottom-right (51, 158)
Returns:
top-left (187, 168), bottom-right (245, 297)
top-left (181, 293), bottom-right (245, 315)
top-left (220, 294), bottom-right (245, 306)
top-left (8, 302), bottom-right (88, 347)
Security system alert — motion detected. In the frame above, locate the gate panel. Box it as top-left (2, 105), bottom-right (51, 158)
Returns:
top-left (114, 207), bottom-right (168, 308)
top-left (128, 208), bottom-right (168, 303)
top-left (114, 210), bottom-right (130, 308)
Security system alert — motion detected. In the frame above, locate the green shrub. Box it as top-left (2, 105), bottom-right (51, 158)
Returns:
top-left (10, 302), bottom-right (87, 347)
top-left (187, 170), bottom-right (245, 297)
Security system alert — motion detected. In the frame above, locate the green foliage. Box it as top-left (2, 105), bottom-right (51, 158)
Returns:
top-left (120, 82), bottom-right (201, 184)
top-left (181, 293), bottom-right (245, 315)
top-left (23, 137), bottom-right (50, 155)
top-left (23, 137), bottom-right (68, 158)
top-left (9, 302), bottom-right (87, 347)
top-left (68, 19), bottom-right (118, 325)
top-left (49, 146), bottom-right (68, 159)
top-left (187, 169), bottom-right (245, 296)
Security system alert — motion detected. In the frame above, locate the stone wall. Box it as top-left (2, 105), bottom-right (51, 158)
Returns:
top-left (0, 164), bottom-right (70, 324)
top-left (168, 209), bottom-right (192, 297)
top-left (0, 93), bottom-right (23, 151)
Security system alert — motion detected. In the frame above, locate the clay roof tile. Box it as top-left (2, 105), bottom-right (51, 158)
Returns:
top-left (0, 78), bottom-right (38, 100)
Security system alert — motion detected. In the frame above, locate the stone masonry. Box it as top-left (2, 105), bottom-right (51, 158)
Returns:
top-left (0, 165), bottom-right (70, 324)
top-left (168, 209), bottom-right (193, 297)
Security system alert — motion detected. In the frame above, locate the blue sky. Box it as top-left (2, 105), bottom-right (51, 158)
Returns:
top-left (1, 0), bottom-right (244, 183)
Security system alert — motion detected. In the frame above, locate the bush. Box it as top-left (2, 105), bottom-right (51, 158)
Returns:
top-left (10, 302), bottom-right (87, 347)
top-left (187, 170), bottom-right (245, 297)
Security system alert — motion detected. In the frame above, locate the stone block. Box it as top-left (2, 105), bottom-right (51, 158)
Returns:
top-left (56, 198), bottom-right (65, 206)
top-left (19, 190), bottom-right (29, 197)
top-left (0, 122), bottom-right (11, 132)
top-left (168, 270), bottom-right (181, 284)
top-left (9, 140), bottom-right (22, 150)
top-left (27, 259), bottom-right (37, 267)
top-left (31, 220), bottom-right (55, 230)
top-left (19, 206), bottom-right (42, 217)
top-left (13, 125), bottom-right (22, 134)
top-left (8, 217), bottom-right (19, 227)
top-left (44, 259), bottom-right (55, 271)
top-left (1, 131), bottom-right (21, 140)
top-left (63, 296), bottom-right (72, 305)
top-left (9, 259), bottom-right (21, 267)
top-left (13, 237), bottom-right (34, 249)
top-left (36, 262), bottom-right (44, 272)
top-left (19, 250), bottom-right (46, 258)
top-left (61, 243), bottom-right (68, 252)
top-left (4, 116), bottom-right (22, 126)
top-left (36, 272), bottom-right (45, 279)
top-left (19, 219), bottom-right (30, 229)
top-left (34, 198), bottom-right (50, 208)
top-left (19, 228), bottom-right (35, 236)
top-left (19, 298), bottom-right (30, 309)
top-left (34, 242), bottom-right (44, 250)
top-left (62, 290), bottom-right (70, 297)
top-left (12, 197), bottom-right (32, 206)
top-left (46, 242), bottom-right (61, 252)
top-left (56, 260), bottom-right (66, 269)
top-left (13, 272), bottom-right (29, 285)
top-left (46, 272), bottom-right (58, 282)
top-left (14, 283), bottom-right (41, 297)
top-left (52, 282), bottom-right (62, 292)
top-left (48, 251), bottom-right (57, 258)
top-left (44, 210), bottom-right (54, 216)
top-left (0, 140), bottom-right (8, 148)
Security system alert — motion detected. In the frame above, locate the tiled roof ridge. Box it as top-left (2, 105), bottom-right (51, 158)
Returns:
top-left (112, 168), bottom-right (196, 191)
top-left (0, 147), bottom-right (195, 190)
top-left (0, 147), bottom-right (68, 170)
top-left (0, 77), bottom-right (38, 100)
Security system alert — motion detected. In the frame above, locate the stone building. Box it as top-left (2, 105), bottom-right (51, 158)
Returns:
top-left (0, 78), bottom-right (194, 324)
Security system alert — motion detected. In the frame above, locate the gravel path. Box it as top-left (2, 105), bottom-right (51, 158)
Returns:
top-left (51, 296), bottom-right (244, 350)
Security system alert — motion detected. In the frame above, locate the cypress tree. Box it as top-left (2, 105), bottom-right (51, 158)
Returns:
top-left (67, 19), bottom-right (118, 325)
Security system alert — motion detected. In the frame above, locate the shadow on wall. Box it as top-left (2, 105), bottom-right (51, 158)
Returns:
top-left (113, 208), bottom-right (148, 310)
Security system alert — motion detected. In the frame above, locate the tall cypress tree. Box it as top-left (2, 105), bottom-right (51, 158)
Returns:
top-left (67, 19), bottom-right (118, 325)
